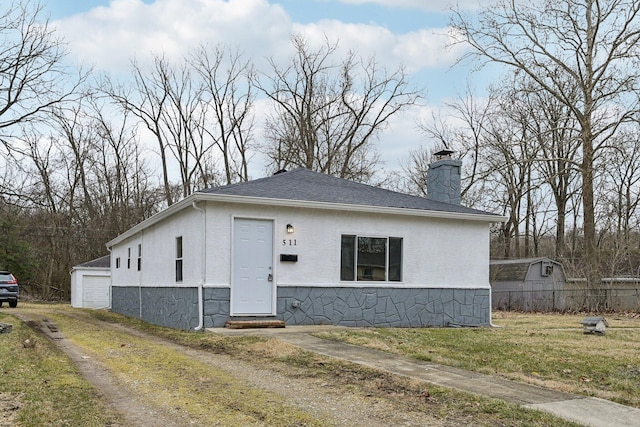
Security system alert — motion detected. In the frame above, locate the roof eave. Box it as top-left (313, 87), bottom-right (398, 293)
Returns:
top-left (70, 266), bottom-right (111, 272)
top-left (196, 193), bottom-right (506, 222)
top-left (105, 195), bottom-right (197, 249)
top-left (106, 193), bottom-right (505, 249)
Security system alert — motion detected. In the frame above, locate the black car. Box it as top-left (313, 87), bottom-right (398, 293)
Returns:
top-left (0, 271), bottom-right (19, 307)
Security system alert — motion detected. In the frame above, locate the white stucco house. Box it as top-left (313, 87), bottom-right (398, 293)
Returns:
top-left (70, 255), bottom-right (111, 308)
top-left (106, 159), bottom-right (504, 330)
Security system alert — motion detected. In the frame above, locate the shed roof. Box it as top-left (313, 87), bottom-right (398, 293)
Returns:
top-left (489, 257), bottom-right (560, 282)
top-left (199, 168), bottom-right (497, 216)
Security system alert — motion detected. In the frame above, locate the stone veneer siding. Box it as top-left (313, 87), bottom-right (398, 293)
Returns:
top-left (113, 286), bottom-right (490, 329)
top-left (111, 286), bottom-right (199, 330)
top-left (426, 159), bottom-right (462, 205)
top-left (275, 287), bottom-right (490, 327)
top-left (203, 288), bottom-right (231, 328)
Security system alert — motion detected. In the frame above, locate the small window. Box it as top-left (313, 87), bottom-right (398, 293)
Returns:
top-left (541, 261), bottom-right (553, 277)
top-left (541, 262), bottom-right (554, 277)
top-left (137, 244), bottom-right (142, 271)
top-left (115, 257), bottom-right (121, 269)
top-left (340, 235), bottom-right (355, 281)
top-left (340, 235), bottom-right (403, 282)
top-left (388, 237), bottom-right (403, 281)
top-left (175, 236), bottom-right (183, 282)
top-left (127, 248), bottom-right (131, 269)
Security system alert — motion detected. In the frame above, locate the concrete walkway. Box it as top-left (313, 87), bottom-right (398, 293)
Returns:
top-left (211, 326), bottom-right (640, 427)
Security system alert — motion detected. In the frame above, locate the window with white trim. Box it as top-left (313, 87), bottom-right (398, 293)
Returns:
top-left (137, 244), bottom-right (142, 271)
top-left (340, 235), bottom-right (403, 282)
top-left (175, 236), bottom-right (183, 282)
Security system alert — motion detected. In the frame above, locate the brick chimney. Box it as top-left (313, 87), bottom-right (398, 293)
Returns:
top-left (426, 150), bottom-right (462, 205)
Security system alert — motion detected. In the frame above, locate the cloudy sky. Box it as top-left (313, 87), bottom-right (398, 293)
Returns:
top-left (43, 0), bottom-right (497, 178)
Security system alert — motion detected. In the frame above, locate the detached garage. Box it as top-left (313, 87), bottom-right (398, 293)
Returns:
top-left (71, 255), bottom-right (111, 308)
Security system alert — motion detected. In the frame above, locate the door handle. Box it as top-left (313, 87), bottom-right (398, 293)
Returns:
top-left (268, 273), bottom-right (273, 282)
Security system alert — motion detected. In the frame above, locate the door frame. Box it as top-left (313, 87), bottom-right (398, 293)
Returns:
top-left (230, 216), bottom-right (277, 316)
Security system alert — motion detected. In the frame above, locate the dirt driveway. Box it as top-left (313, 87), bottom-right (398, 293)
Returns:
top-left (13, 306), bottom-right (459, 427)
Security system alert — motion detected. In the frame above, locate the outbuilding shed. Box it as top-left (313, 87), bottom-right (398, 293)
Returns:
top-left (70, 255), bottom-right (111, 309)
top-left (490, 257), bottom-right (567, 311)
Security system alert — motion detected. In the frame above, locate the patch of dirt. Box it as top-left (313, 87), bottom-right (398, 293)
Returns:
top-left (96, 319), bottom-right (450, 426)
top-left (0, 393), bottom-right (23, 427)
top-left (15, 313), bottom-right (191, 427)
top-left (17, 311), bottom-right (457, 426)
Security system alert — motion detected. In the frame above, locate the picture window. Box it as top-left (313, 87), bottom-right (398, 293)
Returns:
top-left (340, 235), bottom-right (402, 282)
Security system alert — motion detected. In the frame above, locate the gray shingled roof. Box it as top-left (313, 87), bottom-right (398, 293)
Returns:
top-left (76, 255), bottom-right (111, 269)
top-left (198, 168), bottom-right (499, 216)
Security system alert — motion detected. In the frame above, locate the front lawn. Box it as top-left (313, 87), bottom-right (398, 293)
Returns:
top-left (0, 311), bottom-right (123, 426)
top-left (315, 311), bottom-right (640, 408)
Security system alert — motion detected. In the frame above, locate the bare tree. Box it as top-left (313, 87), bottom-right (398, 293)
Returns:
top-left (191, 45), bottom-right (255, 184)
top-left (257, 34), bottom-right (421, 182)
top-left (399, 145), bottom-right (431, 197)
top-left (104, 55), bottom-right (211, 204)
top-left (452, 0), bottom-right (640, 282)
top-left (3, 95), bottom-right (161, 299)
top-left (0, 0), bottom-right (84, 145)
top-left (105, 47), bottom-right (256, 203)
top-left (482, 92), bottom-right (541, 258)
top-left (87, 98), bottom-right (159, 234)
top-left (598, 130), bottom-right (640, 253)
top-left (8, 127), bottom-right (72, 298)
top-left (410, 87), bottom-right (494, 205)
top-left (523, 78), bottom-right (582, 258)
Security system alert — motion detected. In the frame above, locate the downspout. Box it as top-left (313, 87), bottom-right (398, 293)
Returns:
top-left (489, 289), bottom-right (500, 328)
top-left (140, 230), bottom-right (144, 319)
top-left (107, 247), bottom-right (112, 310)
top-left (192, 199), bottom-right (206, 331)
top-left (488, 225), bottom-right (501, 328)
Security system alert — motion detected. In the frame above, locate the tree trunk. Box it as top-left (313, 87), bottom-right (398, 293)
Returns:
top-left (581, 127), bottom-right (598, 287)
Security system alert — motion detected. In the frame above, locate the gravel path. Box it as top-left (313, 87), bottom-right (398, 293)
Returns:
top-left (17, 310), bottom-right (447, 426)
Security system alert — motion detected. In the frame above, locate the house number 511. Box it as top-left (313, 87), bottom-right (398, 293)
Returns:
top-left (282, 239), bottom-right (297, 246)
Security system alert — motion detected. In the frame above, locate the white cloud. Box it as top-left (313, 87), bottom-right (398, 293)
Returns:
top-left (53, 0), bottom-right (293, 73)
top-left (53, 0), bottom-right (465, 76)
top-left (335, 0), bottom-right (485, 12)
top-left (291, 20), bottom-right (465, 73)
top-left (49, 0), bottom-right (479, 177)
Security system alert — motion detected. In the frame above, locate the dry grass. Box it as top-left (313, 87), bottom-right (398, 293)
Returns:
top-left (84, 307), bottom-right (582, 426)
top-left (316, 311), bottom-right (640, 408)
top-left (0, 310), bottom-right (123, 426)
top-left (32, 308), bottom-right (328, 426)
top-left (6, 304), bottom-right (585, 426)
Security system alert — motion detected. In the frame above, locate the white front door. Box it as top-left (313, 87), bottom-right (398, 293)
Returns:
top-left (232, 218), bottom-right (274, 315)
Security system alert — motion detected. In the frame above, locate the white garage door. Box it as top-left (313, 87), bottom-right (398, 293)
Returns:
top-left (82, 275), bottom-right (110, 308)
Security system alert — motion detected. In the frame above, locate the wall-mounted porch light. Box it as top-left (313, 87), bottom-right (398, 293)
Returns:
top-left (286, 224), bottom-right (294, 234)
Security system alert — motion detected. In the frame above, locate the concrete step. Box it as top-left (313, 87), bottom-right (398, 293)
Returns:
top-left (224, 319), bottom-right (285, 329)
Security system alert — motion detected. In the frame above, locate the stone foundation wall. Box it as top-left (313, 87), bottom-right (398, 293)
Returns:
top-left (275, 287), bottom-right (490, 327)
top-left (203, 287), bottom-right (230, 327)
top-left (111, 286), bottom-right (141, 319)
top-left (111, 286), bottom-right (198, 330)
top-left (112, 286), bottom-right (490, 329)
